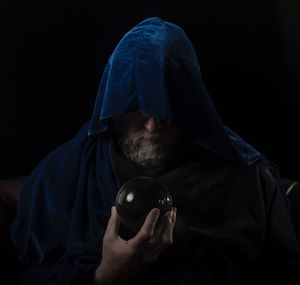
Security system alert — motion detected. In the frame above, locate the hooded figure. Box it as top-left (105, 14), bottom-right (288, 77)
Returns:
top-left (11, 17), bottom-right (300, 285)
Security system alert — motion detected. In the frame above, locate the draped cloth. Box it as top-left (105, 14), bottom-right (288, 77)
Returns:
top-left (10, 17), bottom-right (296, 284)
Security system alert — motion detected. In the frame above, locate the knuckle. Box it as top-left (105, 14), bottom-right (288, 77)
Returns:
top-left (130, 241), bottom-right (144, 254)
top-left (138, 231), bottom-right (152, 242)
top-left (162, 236), bottom-right (172, 246)
top-left (127, 246), bottom-right (137, 258)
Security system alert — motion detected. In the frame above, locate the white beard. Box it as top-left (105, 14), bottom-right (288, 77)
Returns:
top-left (118, 133), bottom-right (172, 169)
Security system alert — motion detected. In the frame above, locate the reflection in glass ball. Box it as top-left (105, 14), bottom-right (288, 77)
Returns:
top-left (115, 176), bottom-right (173, 233)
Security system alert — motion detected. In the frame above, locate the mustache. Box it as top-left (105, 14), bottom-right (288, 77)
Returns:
top-left (135, 132), bottom-right (161, 141)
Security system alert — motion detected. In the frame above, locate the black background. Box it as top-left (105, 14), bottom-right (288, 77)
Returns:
top-left (1, 0), bottom-right (299, 180)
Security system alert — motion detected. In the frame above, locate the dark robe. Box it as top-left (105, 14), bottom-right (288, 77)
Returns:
top-left (109, 139), bottom-right (300, 285)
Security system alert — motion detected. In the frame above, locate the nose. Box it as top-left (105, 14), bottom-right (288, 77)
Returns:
top-left (144, 117), bottom-right (160, 133)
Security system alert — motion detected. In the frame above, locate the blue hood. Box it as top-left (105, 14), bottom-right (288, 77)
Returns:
top-left (88, 17), bottom-right (263, 164)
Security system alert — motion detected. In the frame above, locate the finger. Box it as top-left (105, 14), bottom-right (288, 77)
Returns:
top-left (132, 208), bottom-right (160, 244)
top-left (105, 206), bottom-right (121, 239)
top-left (156, 207), bottom-right (177, 233)
top-left (155, 208), bottom-right (177, 251)
top-left (171, 207), bottom-right (177, 226)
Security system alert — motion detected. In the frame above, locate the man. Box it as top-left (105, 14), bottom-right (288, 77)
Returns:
top-left (11, 17), bottom-right (300, 284)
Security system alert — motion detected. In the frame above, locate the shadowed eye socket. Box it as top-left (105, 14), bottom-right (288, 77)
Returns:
top-left (109, 111), bottom-right (176, 134)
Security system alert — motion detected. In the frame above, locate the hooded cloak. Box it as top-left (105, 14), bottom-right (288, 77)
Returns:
top-left (10, 17), bottom-right (295, 284)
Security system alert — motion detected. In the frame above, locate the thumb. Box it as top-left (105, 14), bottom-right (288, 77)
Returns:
top-left (105, 206), bottom-right (121, 238)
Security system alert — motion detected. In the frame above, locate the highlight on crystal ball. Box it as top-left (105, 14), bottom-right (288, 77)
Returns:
top-left (115, 176), bottom-right (173, 233)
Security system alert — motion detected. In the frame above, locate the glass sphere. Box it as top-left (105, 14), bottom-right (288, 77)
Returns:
top-left (115, 176), bottom-right (173, 233)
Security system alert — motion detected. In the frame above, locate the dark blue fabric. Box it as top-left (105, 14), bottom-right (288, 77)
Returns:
top-left (11, 17), bottom-right (276, 284)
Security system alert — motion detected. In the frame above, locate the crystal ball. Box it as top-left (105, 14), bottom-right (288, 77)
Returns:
top-left (115, 176), bottom-right (173, 233)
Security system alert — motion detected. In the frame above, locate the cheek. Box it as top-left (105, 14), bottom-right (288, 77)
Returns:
top-left (124, 127), bottom-right (142, 141)
top-left (120, 117), bottom-right (144, 137)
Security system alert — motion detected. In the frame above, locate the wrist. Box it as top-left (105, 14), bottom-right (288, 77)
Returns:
top-left (93, 264), bottom-right (122, 285)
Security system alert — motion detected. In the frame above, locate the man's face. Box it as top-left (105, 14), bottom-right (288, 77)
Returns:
top-left (111, 112), bottom-right (179, 169)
